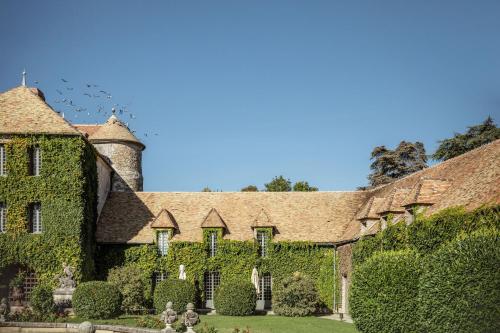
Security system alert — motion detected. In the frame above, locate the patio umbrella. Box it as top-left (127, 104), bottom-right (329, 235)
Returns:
top-left (179, 264), bottom-right (186, 280)
top-left (251, 267), bottom-right (260, 294)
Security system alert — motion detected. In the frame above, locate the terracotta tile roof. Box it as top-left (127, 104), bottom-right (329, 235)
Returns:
top-left (74, 124), bottom-right (102, 137)
top-left (97, 191), bottom-right (367, 244)
top-left (88, 115), bottom-right (144, 150)
top-left (356, 197), bottom-right (385, 220)
top-left (0, 86), bottom-right (81, 136)
top-left (151, 209), bottom-right (178, 229)
top-left (377, 188), bottom-right (411, 214)
top-left (401, 178), bottom-right (452, 207)
top-left (340, 139), bottom-right (500, 242)
top-left (251, 209), bottom-right (275, 228)
top-left (201, 208), bottom-right (227, 228)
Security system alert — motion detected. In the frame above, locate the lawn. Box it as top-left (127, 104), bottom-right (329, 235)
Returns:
top-left (64, 314), bottom-right (359, 333)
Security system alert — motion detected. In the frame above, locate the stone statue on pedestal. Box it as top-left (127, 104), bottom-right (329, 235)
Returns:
top-left (183, 303), bottom-right (199, 333)
top-left (58, 263), bottom-right (76, 289)
top-left (160, 301), bottom-right (177, 332)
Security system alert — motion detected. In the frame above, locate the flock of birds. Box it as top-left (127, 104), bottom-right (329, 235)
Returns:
top-left (33, 78), bottom-right (158, 139)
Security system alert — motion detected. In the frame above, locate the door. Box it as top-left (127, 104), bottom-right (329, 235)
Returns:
top-left (204, 271), bottom-right (220, 309)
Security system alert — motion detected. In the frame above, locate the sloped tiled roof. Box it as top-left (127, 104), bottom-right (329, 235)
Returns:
top-left (356, 197), bottom-right (385, 220)
top-left (74, 124), bottom-right (102, 137)
top-left (201, 208), bottom-right (227, 228)
top-left (151, 209), bottom-right (178, 229)
top-left (377, 188), bottom-right (411, 214)
top-left (97, 191), bottom-right (367, 244)
top-left (0, 86), bottom-right (81, 135)
top-left (401, 178), bottom-right (452, 207)
top-left (87, 115), bottom-right (145, 150)
top-left (251, 209), bottom-right (275, 228)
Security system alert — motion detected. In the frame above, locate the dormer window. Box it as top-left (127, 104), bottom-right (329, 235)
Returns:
top-left (256, 230), bottom-right (269, 257)
top-left (157, 230), bottom-right (170, 256)
top-left (380, 215), bottom-right (388, 230)
top-left (405, 207), bottom-right (415, 225)
top-left (208, 231), bottom-right (218, 257)
top-left (360, 220), bottom-right (367, 233)
top-left (29, 203), bottom-right (42, 233)
top-left (0, 144), bottom-right (6, 176)
top-left (0, 203), bottom-right (6, 233)
top-left (29, 146), bottom-right (41, 176)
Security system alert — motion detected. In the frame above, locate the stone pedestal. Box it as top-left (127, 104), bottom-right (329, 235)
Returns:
top-left (53, 288), bottom-right (75, 315)
top-left (9, 305), bottom-right (24, 315)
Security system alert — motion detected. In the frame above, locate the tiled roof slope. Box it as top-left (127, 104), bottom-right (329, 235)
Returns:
top-left (87, 115), bottom-right (144, 149)
top-left (74, 124), bottom-right (102, 137)
top-left (340, 139), bottom-right (500, 241)
top-left (97, 191), bottom-right (367, 244)
top-left (377, 188), bottom-right (411, 214)
top-left (401, 178), bottom-right (451, 206)
top-left (356, 197), bottom-right (385, 220)
top-left (201, 208), bottom-right (227, 228)
top-left (0, 86), bottom-right (80, 135)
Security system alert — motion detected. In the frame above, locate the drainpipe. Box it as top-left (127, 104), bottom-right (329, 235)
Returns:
top-left (333, 245), bottom-right (337, 313)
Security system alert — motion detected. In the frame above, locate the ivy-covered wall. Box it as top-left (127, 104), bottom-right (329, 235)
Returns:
top-left (96, 238), bottom-right (336, 310)
top-left (0, 135), bottom-right (98, 285)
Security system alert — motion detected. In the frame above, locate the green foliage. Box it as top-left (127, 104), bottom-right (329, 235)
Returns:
top-left (30, 284), bottom-right (55, 317)
top-left (153, 278), bottom-right (196, 314)
top-left (264, 176), bottom-right (291, 192)
top-left (350, 250), bottom-right (422, 333)
top-left (433, 116), bottom-right (500, 161)
top-left (9, 271), bottom-right (26, 288)
top-left (73, 281), bottom-right (122, 319)
top-left (202, 187), bottom-right (213, 192)
top-left (135, 315), bottom-right (164, 329)
top-left (0, 136), bottom-right (98, 284)
top-left (273, 272), bottom-right (319, 317)
top-left (214, 280), bottom-right (257, 316)
top-left (241, 185), bottom-right (258, 192)
top-left (292, 181), bottom-right (318, 192)
top-left (107, 265), bottom-right (147, 314)
top-left (367, 141), bottom-right (427, 187)
top-left (197, 323), bottom-right (219, 333)
top-left (418, 228), bottom-right (500, 333)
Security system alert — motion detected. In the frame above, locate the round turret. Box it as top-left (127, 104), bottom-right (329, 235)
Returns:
top-left (89, 115), bottom-right (145, 192)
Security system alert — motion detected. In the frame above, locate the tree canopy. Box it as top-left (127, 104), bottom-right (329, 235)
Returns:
top-left (293, 181), bottom-right (318, 192)
top-left (368, 141), bottom-right (427, 187)
top-left (433, 116), bottom-right (500, 161)
top-left (241, 185), bottom-right (258, 192)
top-left (264, 176), bottom-right (292, 192)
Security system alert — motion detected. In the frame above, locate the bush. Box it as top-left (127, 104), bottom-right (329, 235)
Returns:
top-left (272, 272), bottom-right (318, 317)
top-left (214, 280), bottom-right (256, 316)
top-left (349, 250), bottom-right (422, 333)
top-left (108, 265), bottom-right (147, 313)
top-left (73, 281), bottom-right (122, 319)
top-left (30, 284), bottom-right (55, 317)
top-left (153, 279), bottom-right (196, 314)
top-left (418, 228), bottom-right (500, 333)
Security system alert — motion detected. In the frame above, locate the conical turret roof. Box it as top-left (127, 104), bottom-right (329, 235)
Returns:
top-left (89, 114), bottom-right (145, 150)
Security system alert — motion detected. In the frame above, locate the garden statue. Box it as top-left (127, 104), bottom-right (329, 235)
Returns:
top-left (58, 263), bottom-right (76, 289)
top-left (179, 264), bottom-right (186, 280)
top-left (182, 303), bottom-right (199, 333)
top-left (160, 301), bottom-right (177, 331)
top-left (0, 298), bottom-right (8, 322)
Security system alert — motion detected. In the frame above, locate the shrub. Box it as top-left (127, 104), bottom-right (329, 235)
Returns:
top-left (73, 281), bottom-right (122, 319)
top-left (272, 272), bottom-right (318, 316)
top-left (135, 315), bottom-right (163, 329)
top-left (108, 265), bottom-right (147, 313)
top-left (418, 228), bottom-right (500, 333)
top-left (349, 250), bottom-right (422, 333)
top-left (214, 280), bottom-right (256, 316)
top-left (30, 284), bottom-right (55, 317)
top-left (153, 279), bottom-right (196, 314)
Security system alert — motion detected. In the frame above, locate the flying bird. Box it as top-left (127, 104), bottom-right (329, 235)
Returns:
top-left (56, 89), bottom-right (63, 95)
top-left (83, 93), bottom-right (91, 97)
top-left (66, 87), bottom-right (74, 91)
top-left (61, 78), bottom-right (68, 83)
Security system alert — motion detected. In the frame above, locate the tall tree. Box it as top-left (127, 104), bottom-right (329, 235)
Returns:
top-left (368, 141), bottom-right (427, 187)
top-left (241, 185), bottom-right (258, 192)
top-left (264, 176), bottom-right (292, 192)
top-left (201, 187), bottom-right (212, 192)
top-left (293, 181), bottom-right (318, 192)
top-left (433, 116), bottom-right (500, 161)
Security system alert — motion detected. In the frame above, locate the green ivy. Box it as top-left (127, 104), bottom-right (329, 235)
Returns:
top-left (0, 135), bottom-right (98, 285)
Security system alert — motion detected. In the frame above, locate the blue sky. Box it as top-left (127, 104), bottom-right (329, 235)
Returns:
top-left (1, 0), bottom-right (499, 191)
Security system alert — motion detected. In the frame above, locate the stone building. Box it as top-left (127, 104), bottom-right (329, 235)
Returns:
top-left (0, 83), bottom-right (499, 313)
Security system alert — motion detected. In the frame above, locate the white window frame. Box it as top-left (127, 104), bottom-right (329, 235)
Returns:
top-left (157, 230), bottom-right (169, 256)
top-left (30, 203), bottom-right (42, 234)
top-left (33, 146), bottom-right (41, 176)
top-left (0, 144), bottom-right (6, 176)
top-left (256, 230), bottom-right (269, 257)
top-left (0, 203), bottom-right (6, 233)
top-left (209, 231), bottom-right (217, 257)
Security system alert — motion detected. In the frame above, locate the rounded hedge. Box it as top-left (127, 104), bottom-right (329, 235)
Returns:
top-left (272, 272), bottom-right (319, 317)
top-left (214, 280), bottom-right (257, 316)
top-left (73, 281), bottom-right (122, 319)
top-left (30, 284), bottom-right (55, 317)
top-left (108, 265), bottom-right (147, 313)
top-left (153, 279), bottom-right (196, 314)
top-left (349, 250), bottom-right (422, 333)
top-left (418, 228), bottom-right (500, 333)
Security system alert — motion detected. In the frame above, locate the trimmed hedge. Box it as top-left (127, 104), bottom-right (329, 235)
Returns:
top-left (108, 265), bottom-right (147, 313)
top-left (30, 284), bottom-right (55, 317)
top-left (154, 279), bottom-right (196, 314)
top-left (214, 280), bottom-right (256, 316)
top-left (73, 281), bottom-right (122, 319)
top-left (418, 228), bottom-right (500, 333)
top-left (272, 272), bottom-right (318, 317)
top-left (350, 250), bottom-right (422, 333)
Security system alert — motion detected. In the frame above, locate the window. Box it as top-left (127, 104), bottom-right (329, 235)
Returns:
top-left (29, 146), bottom-right (41, 176)
top-left (0, 144), bottom-right (6, 176)
top-left (157, 231), bottom-right (169, 256)
top-left (258, 273), bottom-right (272, 301)
top-left (256, 230), bottom-right (269, 257)
top-left (380, 216), bottom-right (388, 230)
top-left (204, 271), bottom-right (220, 301)
top-left (29, 203), bottom-right (42, 234)
top-left (208, 231), bottom-right (217, 257)
top-left (0, 203), bottom-right (6, 233)
top-left (153, 271), bottom-right (168, 289)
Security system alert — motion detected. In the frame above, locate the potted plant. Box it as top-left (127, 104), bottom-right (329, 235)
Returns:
top-left (9, 272), bottom-right (26, 306)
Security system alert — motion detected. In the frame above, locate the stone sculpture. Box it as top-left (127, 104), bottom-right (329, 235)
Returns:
top-left (160, 301), bottom-right (177, 331)
top-left (182, 303), bottom-right (199, 333)
top-left (58, 262), bottom-right (76, 289)
top-left (0, 298), bottom-right (8, 322)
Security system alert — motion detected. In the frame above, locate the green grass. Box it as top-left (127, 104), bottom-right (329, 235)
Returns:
top-left (64, 314), bottom-right (358, 333)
